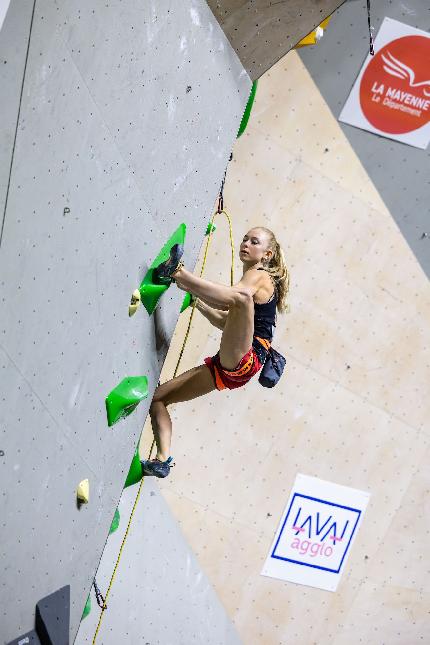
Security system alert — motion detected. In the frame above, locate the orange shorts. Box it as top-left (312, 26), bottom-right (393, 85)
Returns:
top-left (204, 337), bottom-right (270, 391)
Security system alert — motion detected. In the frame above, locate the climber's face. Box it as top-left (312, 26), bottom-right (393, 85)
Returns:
top-left (239, 228), bottom-right (272, 266)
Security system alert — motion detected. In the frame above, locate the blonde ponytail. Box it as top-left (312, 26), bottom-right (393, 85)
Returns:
top-left (258, 228), bottom-right (290, 314)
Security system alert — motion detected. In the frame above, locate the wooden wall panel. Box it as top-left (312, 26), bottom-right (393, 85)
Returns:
top-left (206, 0), bottom-right (346, 78)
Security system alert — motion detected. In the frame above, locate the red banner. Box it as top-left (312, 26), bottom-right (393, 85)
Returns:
top-left (340, 19), bottom-right (430, 149)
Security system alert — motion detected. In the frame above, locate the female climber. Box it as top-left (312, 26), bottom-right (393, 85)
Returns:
top-left (141, 227), bottom-right (290, 478)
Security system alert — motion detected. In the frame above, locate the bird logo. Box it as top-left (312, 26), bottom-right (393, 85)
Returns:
top-left (381, 50), bottom-right (430, 97)
top-left (359, 34), bottom-right (430, 135)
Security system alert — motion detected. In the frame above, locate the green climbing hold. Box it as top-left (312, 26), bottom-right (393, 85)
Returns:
top-left (124, 447), bottom-right (143, 488)
top-left (105, 376), bottom-right (149, 427)
top-left (109, 507), bottom-right (120, 534)
top-left (81, 594), bottom-right (91, 620)
top-left (180, 292), bottom-right (193, 313)
top-left (139, 223), bottom-right (187, 315)
top-left (237, 80), bottom-right (258, 138)
top-left (205, 221), bottom-right (217, 236)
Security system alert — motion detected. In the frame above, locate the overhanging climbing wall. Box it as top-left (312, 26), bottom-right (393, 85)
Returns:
top-left (0, 0), bottom-right (250, 641)
top-left (206, 0), bottom-right (346, 79)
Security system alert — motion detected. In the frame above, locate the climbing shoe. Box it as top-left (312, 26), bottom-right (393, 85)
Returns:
top-left (141, 456), bottom-right (174, 478)
top-left (152, 243), bottom-right (184, 285)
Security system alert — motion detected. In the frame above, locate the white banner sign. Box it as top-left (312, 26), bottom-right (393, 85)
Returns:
top-left (339, 18), bottom-right (430, 149)
top-left (261, 474), bottom-right (370, 592)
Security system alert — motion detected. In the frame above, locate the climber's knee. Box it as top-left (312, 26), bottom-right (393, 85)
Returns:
top-left (231, 286), bottom-right (253, 309)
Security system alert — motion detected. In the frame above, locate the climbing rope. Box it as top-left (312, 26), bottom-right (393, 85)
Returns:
top-left (168, 207), bottom-right (235, 382)
top-left (92, 208), bottom-right (235, 643)
top-left (92, 472), bottom-right (146, 643)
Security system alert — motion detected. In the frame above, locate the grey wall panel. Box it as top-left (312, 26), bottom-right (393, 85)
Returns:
top-left (0, 0), bottom-right (34, 230)
top-left (57, 0), bottom-right (248, 217)
top-left (0, 0), bottom-right (250, 641)
top-left (0, 23), bottom-right (162, 493)
top-left (75, 479), bottom-right (242, 645)
top-left (206, 0), bottom-right (346, 79)
top-left (0, 347), bottom-right (118, 637)
top-left (299, 0), bottom-right (430, 277)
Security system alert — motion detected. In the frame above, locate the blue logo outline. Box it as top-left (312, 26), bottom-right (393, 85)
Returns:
top-left (271, 493), bottom-right (362, 574)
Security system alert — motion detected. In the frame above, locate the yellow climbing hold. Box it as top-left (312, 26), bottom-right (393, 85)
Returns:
top-left (295, 17), bottom-right (331, 48)
top-left (128, 289), bottom-right (141, 317)
top-left (77, 479), bottom-right (90, 504)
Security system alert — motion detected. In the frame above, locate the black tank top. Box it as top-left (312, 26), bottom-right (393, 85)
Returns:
top-left (253, 269), bottom-right (277, 342)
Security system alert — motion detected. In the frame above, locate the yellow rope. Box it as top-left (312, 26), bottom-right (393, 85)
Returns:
top-left (92, 209), bottom-right (235, 643)
top-left (92, 475), bottom-right (145, 643)
top-left (169, 208), bottom-right (235, 380)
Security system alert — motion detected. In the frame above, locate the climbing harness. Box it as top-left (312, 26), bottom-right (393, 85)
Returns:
top-left (92, 174), bottom-right (235, 644)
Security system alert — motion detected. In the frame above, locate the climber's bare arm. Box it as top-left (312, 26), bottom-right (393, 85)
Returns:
top-left (174, 266), bottom-right (263, 308)
top-left (194, 293), bottom-right (229, 311)
top-left (195, 299), bottom-right (228, 330)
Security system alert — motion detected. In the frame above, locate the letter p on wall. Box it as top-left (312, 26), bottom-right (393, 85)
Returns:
top-left (261, 474), bottom-right (370, 592)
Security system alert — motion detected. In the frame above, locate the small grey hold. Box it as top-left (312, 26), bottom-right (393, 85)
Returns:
top-left (0, 450), bottom-right (4, 457)
top-left (186, 85), bottom-right (192, 93)
top-left (150, 491), bottom-right (155, 496)
top-left (63, 207), bottom-right (70, 216)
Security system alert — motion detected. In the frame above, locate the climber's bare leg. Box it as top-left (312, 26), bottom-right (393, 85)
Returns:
top-left (175, 267), bottom-right (255, 370)
top-left (150, 364), bottom-right (215, 461)
top-left (219, 295), bottom-right (254, 370)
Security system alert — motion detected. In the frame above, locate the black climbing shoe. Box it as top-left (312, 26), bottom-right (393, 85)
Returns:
top-left (152, 244), bottom-right (184, 285)
top-left (141, 456), bottom-right (174, 478)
